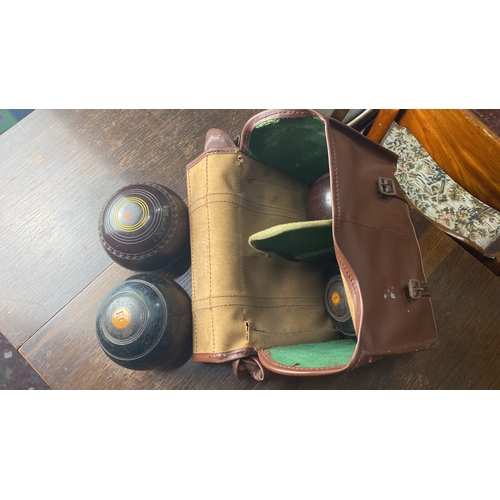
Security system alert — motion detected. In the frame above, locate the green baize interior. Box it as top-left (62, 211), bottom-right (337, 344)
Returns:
top-left (247, 116), bottom-right (356, 369)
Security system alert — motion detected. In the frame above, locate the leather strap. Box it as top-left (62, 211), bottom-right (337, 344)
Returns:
top-left (232, 356), bottom-right (265, 381)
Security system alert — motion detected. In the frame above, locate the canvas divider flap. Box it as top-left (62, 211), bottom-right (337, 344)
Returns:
top-left (187, 149), bottom-right (338, 364)
top-left (186, 109), bottom-right (438, 379)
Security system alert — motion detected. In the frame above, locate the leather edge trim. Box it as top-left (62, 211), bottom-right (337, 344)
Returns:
top-left (327, 115), bottom-right (400, 166)
top-left (186, 148), bottom-right (239, 170)
top-left (239, 109), bottom-right (318, 154)
top-left (257, 349), bottom-right (349, 377)
top-left (359, 338), bottom-right (439, 357)
top-left (193, 348), bottom-right (257, 364)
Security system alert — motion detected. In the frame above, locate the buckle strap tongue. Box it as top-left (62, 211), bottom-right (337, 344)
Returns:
top-left (378, 177), bottom-right (397, 196)
top-left (408, 279), bottom-right (431, 299)
top-left (377, 176), bottom-right (409, 205)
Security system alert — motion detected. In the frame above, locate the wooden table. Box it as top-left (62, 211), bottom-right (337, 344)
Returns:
top-left (1, 109), bottom-right (500, 390)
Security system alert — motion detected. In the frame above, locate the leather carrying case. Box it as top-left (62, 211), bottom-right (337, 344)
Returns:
top-left (186, 109), bottom-right (438, 381)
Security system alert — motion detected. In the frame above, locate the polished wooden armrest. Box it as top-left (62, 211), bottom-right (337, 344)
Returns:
top-left (368, 109), bottom-right (500, 275)
top-left (368, 109), bottom-right (500, 213)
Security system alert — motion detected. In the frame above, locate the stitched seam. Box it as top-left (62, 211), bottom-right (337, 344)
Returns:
top-left (190, 191), bottom-right (306, 216)
top-left (190, 199), bottom-right (305, 221)
top-left (205, 156), bottom-right (215, 353)
top-left (331, 131), bottom-right (341, 224)
top-left (237, 154), bottom-right (242, 193)
top-left (201, 350), bottom-right (255, 360)
top-left (363, 339), bottom-right (438, 355)
top-left (337, 253), bottom-right (359, 322)
top-left (241, 110), bottom-right (314, 151)
top-left (237, 161), bottom-right (244, 295)
top-left (253, 327), bottom-right (334, 336)
top-left (186, 148), bottom-right (239, 170)
top-left (193, 303), bottom-right (325, 312)
top-left (227, 192), bottom-right (306, 215)
top-left (193, 294), bottom-right (324, 301)
top-left (339, 219), bottom-right (411, 237)
top-left (237, 154), bottom-right (246, 340)
top-left (330, 127), bottom-right (361, 328)
top-left (238, 205), bottom-right (244, 295)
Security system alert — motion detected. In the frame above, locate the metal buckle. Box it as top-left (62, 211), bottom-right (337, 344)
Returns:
top-left (378, 177), bottom-right (397, 197)
top-left (408, 279), bottom-right (431, 299)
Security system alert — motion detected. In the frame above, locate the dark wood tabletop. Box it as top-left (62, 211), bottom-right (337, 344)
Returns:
top-left (1, 109), bottom-right (500, 389)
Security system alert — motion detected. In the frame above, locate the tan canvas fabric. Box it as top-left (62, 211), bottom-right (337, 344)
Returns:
top-left (185, 110), bottom-right (437, 380)
top-left (187, 151), bottom-right (338, 359)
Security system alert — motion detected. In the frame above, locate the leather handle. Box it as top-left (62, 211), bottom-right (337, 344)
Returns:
top-left (232, 356), bottom-right (265, 381)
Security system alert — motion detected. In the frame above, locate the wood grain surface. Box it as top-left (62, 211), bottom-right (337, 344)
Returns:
top-left (0, 109), bottom-right (261, 348)
top-left (3, 109), bottom-right (500, 389)
top-left (20, 264), bottom-right (257, 390)
top-left (18, 208), bottom-right (500, 390)
top-left (398, 109), bottom-right (500, 213)
top-left (369, 109), bottom-right (500, 213)
top-left (366, 109), bottom-right (400, 143)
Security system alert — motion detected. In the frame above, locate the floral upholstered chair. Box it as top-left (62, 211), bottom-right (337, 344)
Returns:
top-left (367, 109), bottom-right (500, 276)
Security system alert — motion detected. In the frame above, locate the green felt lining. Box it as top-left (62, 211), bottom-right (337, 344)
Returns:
top-left (267, 339), bottom-right (356, 369)
top-left (247, 116), bottom-right (329, 186)
top-left (249, 219), bottom-right (335, 263)
top-left (247, 114), bottom-right (358, 366)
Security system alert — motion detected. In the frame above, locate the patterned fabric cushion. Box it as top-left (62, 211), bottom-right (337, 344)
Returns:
top-left (382, 123), bottom-right (500, 250)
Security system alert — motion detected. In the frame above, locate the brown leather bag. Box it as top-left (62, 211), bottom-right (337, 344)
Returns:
top-left (186, 109), bottom-right (437, 381)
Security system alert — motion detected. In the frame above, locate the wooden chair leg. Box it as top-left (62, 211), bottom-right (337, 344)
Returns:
top-left (367, 109), bottom-right (400, 143)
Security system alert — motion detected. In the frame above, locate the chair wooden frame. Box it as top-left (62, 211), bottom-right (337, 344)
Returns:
top-left (367, 109), bottom-right (500, 275)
